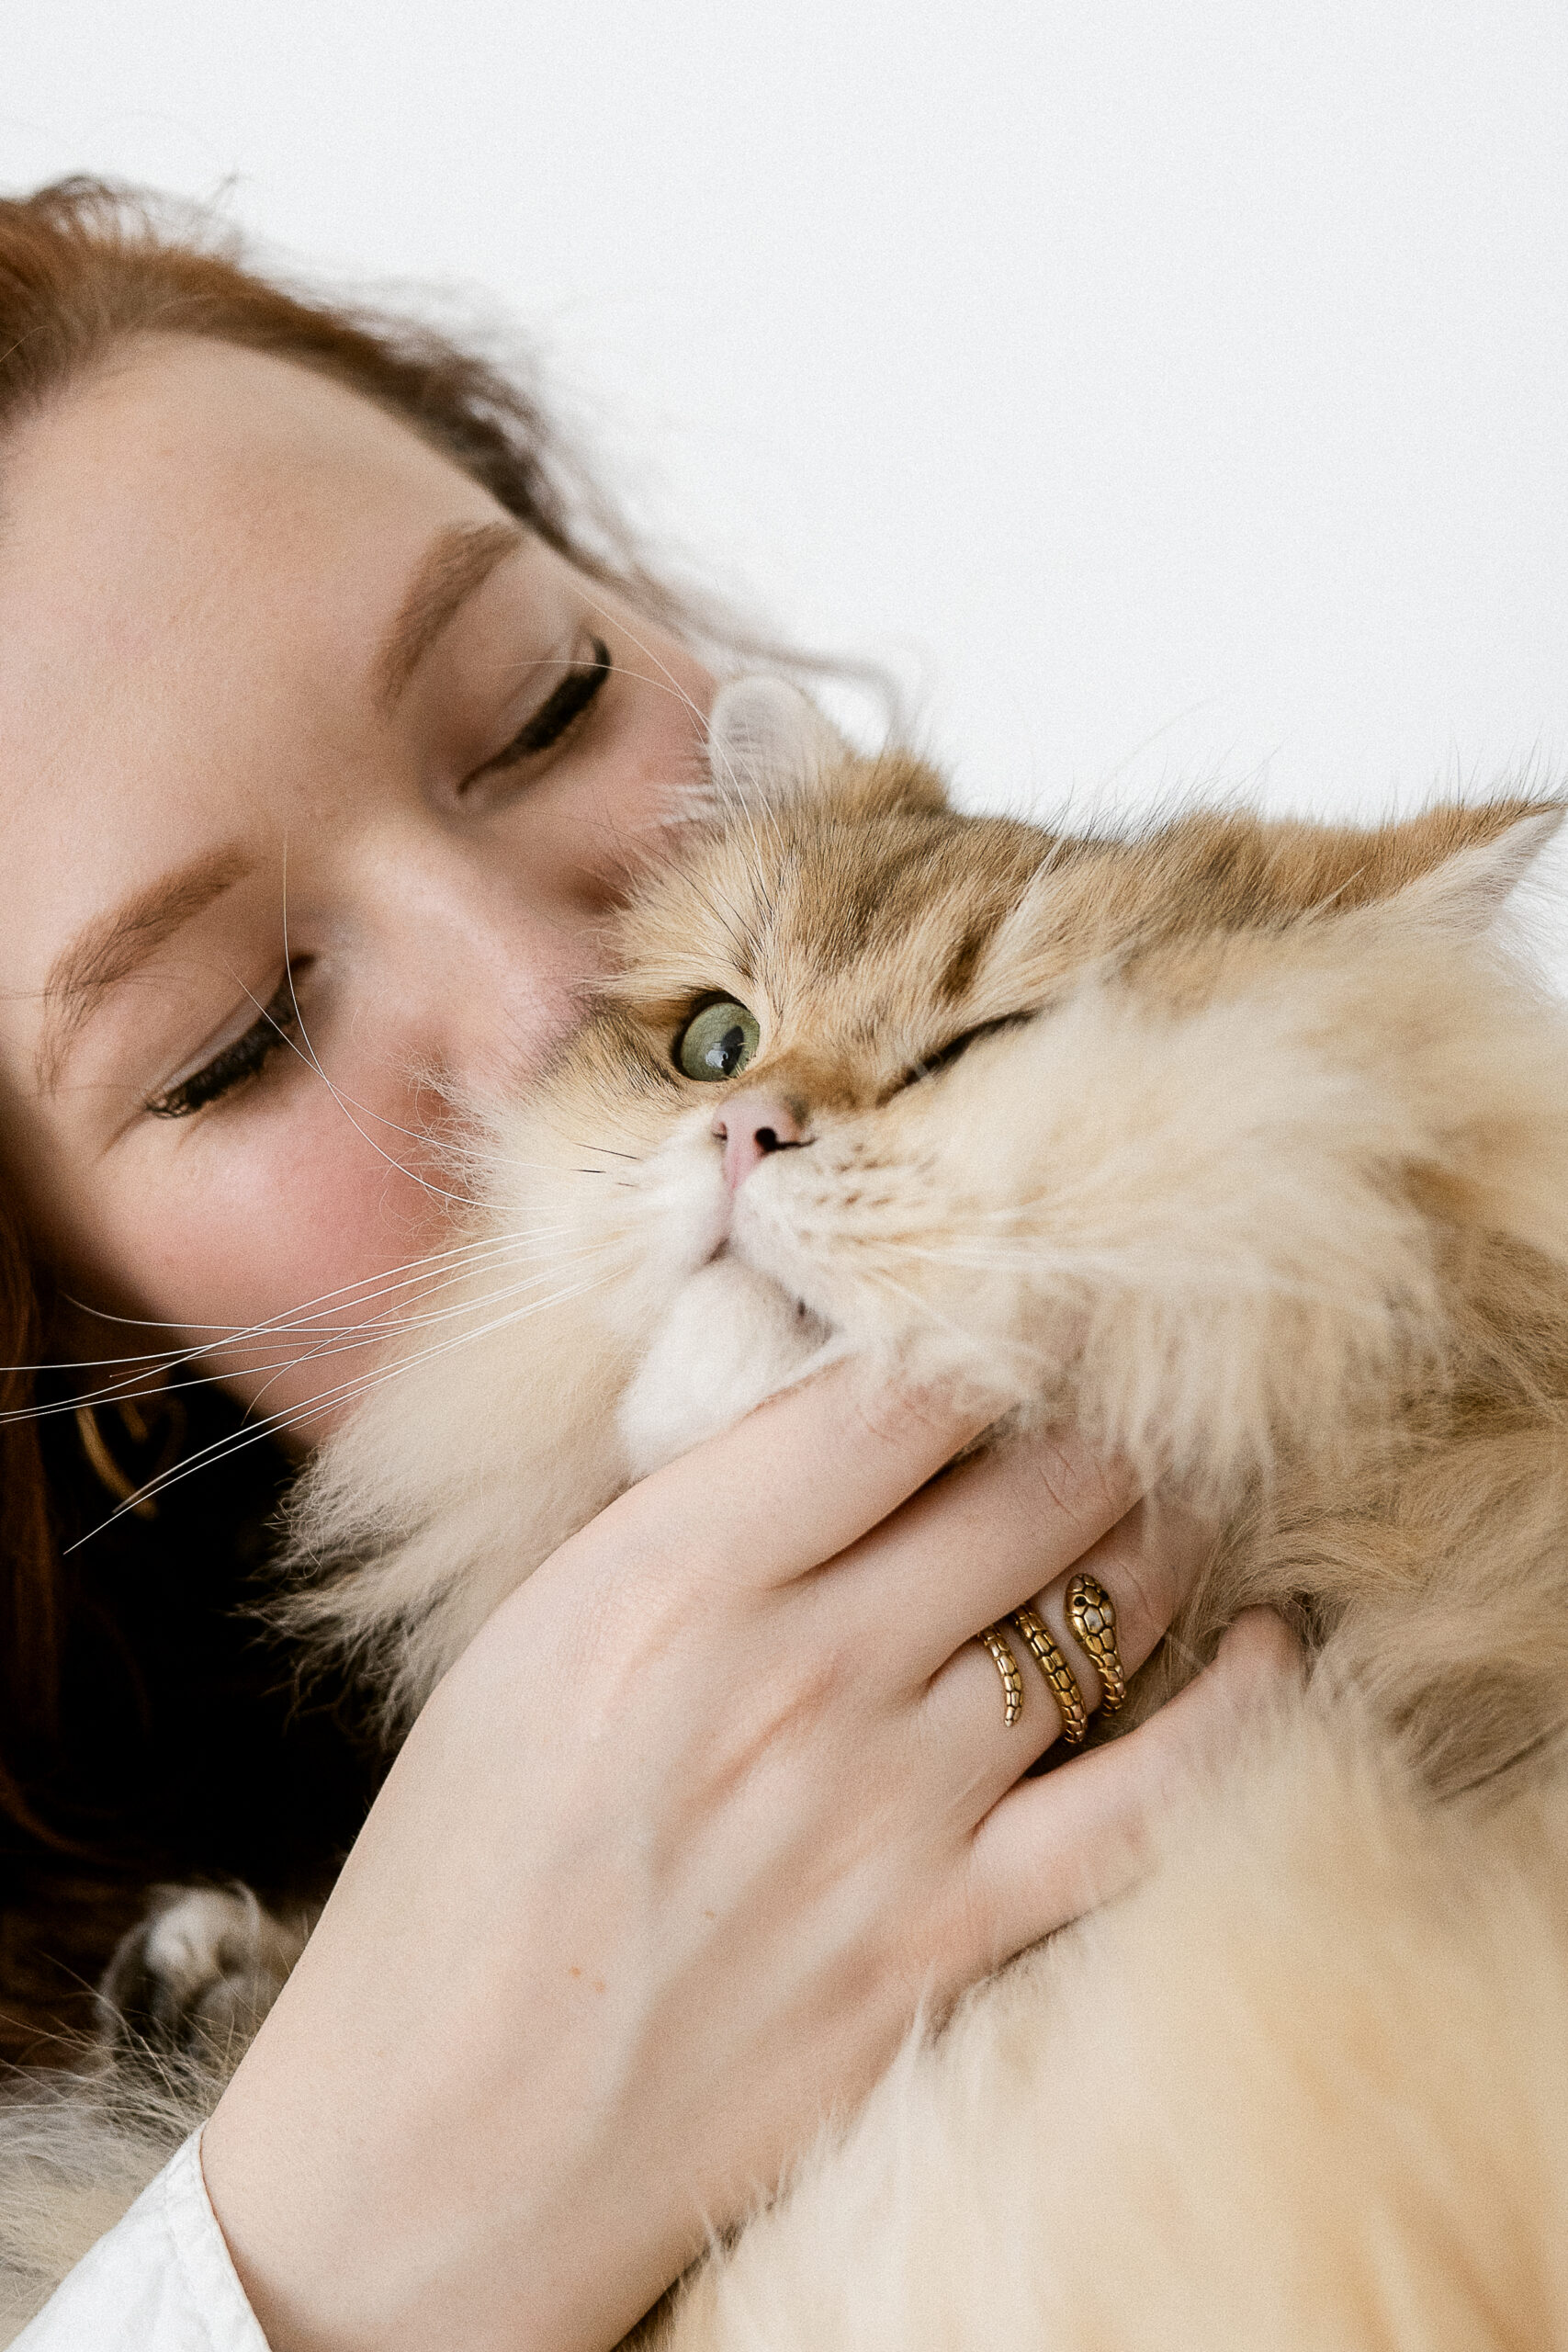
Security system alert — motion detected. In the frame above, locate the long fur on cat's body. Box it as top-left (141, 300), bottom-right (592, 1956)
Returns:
top-left (281, 679), bottom-right (1568, 2345)
top-left (658, 1703), bottom-right (1568, 2352)
top-left (6, 1717), bottom-right (1565, 2348)
top-left (5, 679), bottom-right (1568, 2342)
top-left (292, 683), bottom-right (1568, 1803)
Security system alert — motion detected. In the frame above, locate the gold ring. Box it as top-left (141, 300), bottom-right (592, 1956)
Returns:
top-left (1066, 1573), bottom-right (1125, 1714)
top-left (1011, 1609), bottom-right (1089, 1746)
top-left (976, 1625), bottom-right (1024, 1728)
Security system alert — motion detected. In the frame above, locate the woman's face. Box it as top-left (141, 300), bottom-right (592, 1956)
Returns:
top-left (0, 336), bottom-right (713, 1445)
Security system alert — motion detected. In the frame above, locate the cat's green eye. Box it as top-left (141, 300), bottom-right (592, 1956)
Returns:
top-left (675, 999), bottom-right (761, 1082)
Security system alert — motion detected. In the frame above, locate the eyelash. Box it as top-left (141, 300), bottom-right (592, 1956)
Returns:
top-left (143, 640), bottom-right (611, 1121)
top-left (146, 972), bottom-right (301, 1120)
top-left (483, 635), bottom-right (613, 774)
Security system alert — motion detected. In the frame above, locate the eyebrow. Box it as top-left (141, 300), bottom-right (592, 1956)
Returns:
top-left (36, 522), bottom-right (525, 1094)
top-left (374, 518), bottom-right (525, 709)
top-left (37, 847), bottom-right (253, 1093)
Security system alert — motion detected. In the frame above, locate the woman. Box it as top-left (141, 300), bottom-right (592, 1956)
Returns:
top-left (0, 180), bottom-right (1293, 2351)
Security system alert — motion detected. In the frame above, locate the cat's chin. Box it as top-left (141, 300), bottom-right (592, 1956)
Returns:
top-left (616, 1255), bottom-right (839, 1477)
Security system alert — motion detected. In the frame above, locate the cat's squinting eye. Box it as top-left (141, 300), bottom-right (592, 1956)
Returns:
top-left (675, 999), bottom-right (761, 1082)
top-left (896, 1012), bottom-right (1035, 1093)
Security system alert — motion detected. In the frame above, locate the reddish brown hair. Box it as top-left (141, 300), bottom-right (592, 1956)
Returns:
top-left (0, 175), bottom-right (694, 1843)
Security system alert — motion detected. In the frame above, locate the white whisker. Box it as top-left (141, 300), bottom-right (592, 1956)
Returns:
top-left (238, 1250), bottom-right (612, 1413)
top-left (2, 1228), bottom-right (583, 1429)
top-left (64, 1258), bottom-right (617, 1545)
top-left (269, 848), bottom-right (475, 1211)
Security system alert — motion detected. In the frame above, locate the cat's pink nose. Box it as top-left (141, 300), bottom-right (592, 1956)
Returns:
top-left (713, 1092), bottom-right (804, 1191)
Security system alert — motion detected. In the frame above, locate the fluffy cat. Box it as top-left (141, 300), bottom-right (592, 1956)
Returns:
top-left (6, 677), bottom-right (1568, 2343)
top-left (289, 677), bottom-right (1568, 1807)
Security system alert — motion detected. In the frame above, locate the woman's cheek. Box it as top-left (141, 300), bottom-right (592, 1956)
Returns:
top-left (128, 1087), bottom-right (460, 1440)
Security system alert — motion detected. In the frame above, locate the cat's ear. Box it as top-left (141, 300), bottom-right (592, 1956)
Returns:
top-left (701, 676), bottom-right (948, 818)
top-left (1382, 802), bottom-right (1564, 934)
top-left (704, 676), bottom-right (853, 805)
top-left (1225, 797), bottom-right (1565, 933)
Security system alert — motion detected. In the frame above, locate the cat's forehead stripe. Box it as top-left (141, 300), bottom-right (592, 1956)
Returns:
top-left (936, 913), bottom-right (1006, 1005)
top-left (826, 866), bottom-right (1025, 1007)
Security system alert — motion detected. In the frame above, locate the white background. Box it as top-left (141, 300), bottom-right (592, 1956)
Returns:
top-left (3, 3), bottom-right (1566, 831)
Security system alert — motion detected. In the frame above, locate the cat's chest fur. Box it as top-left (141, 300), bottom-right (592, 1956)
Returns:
top-left (619, 1255), bottom-right (837, 1476)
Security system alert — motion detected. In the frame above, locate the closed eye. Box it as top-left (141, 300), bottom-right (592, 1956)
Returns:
top-left (472, 635), bottom-right (613, 782)
top-left (893, 1012), bottom-right (1035, 1094)
top-left (146, 969), bottom-right (303, 1119)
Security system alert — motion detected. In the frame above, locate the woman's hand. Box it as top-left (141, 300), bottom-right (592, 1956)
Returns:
top-left (202, 1367), bottom-right (1298, 2352)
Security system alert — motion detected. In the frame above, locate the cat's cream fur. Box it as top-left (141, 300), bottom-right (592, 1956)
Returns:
top-left (656, 1703), bottom-right (1568, 2352)
top-left (6, 679), bottom-right (1568, 2341)
top-left (279, 680), bottom-right (1568, 2346)
top-left (288, 681), bottom-right (1568, 1801)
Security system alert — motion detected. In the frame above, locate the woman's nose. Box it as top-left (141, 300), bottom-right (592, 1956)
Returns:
top-left (712, 1092), bottom-right (804, 1191)
top-left (369, 832), bottom-right (585, 1094)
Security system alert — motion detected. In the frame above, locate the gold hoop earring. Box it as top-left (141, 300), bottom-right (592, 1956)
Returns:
top-left (74, 1396), bottom-right (186, 1521)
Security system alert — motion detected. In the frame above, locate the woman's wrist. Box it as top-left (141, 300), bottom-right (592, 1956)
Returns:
top-left (199, 1720), bottom-right (702, 2352)
top-left (203, 1997), bottom-right (691, 2352)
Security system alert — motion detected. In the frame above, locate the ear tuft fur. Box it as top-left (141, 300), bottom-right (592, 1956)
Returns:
top-left (705, 676), bottom-right (852, 806)
top-left (1393, 805), bottom-right (1564, 935)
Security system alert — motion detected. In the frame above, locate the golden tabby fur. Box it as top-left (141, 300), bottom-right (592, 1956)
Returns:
top-left (6, 678), bottom-right (1568, 2342)
top-left (294, 679), bottom-right (1568, 1805)
top-left (284, 679), bottom-right (1568, 2349)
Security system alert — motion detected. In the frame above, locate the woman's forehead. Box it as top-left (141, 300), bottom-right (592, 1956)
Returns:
top-left (0, 335), bottom-right (502, 702)
top-left (0, 338), bottom-right (512, 1012)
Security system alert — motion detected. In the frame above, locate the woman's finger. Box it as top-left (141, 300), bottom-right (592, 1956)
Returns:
top-left (594, 1360), bottom-right (995, 1594)
top-left (918, 1495), bottom-right (1212, 1775)
top-left (967, 1610), bottom-right (1306, 1965)
top-left (823, 1427), bottom-right (1141, 1671)
top-left (1022, 1495), bottom-right (1213, 1727)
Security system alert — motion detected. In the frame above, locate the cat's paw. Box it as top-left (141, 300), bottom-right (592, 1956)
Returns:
top-left (96, 1884), bottom-right (310, 2079)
